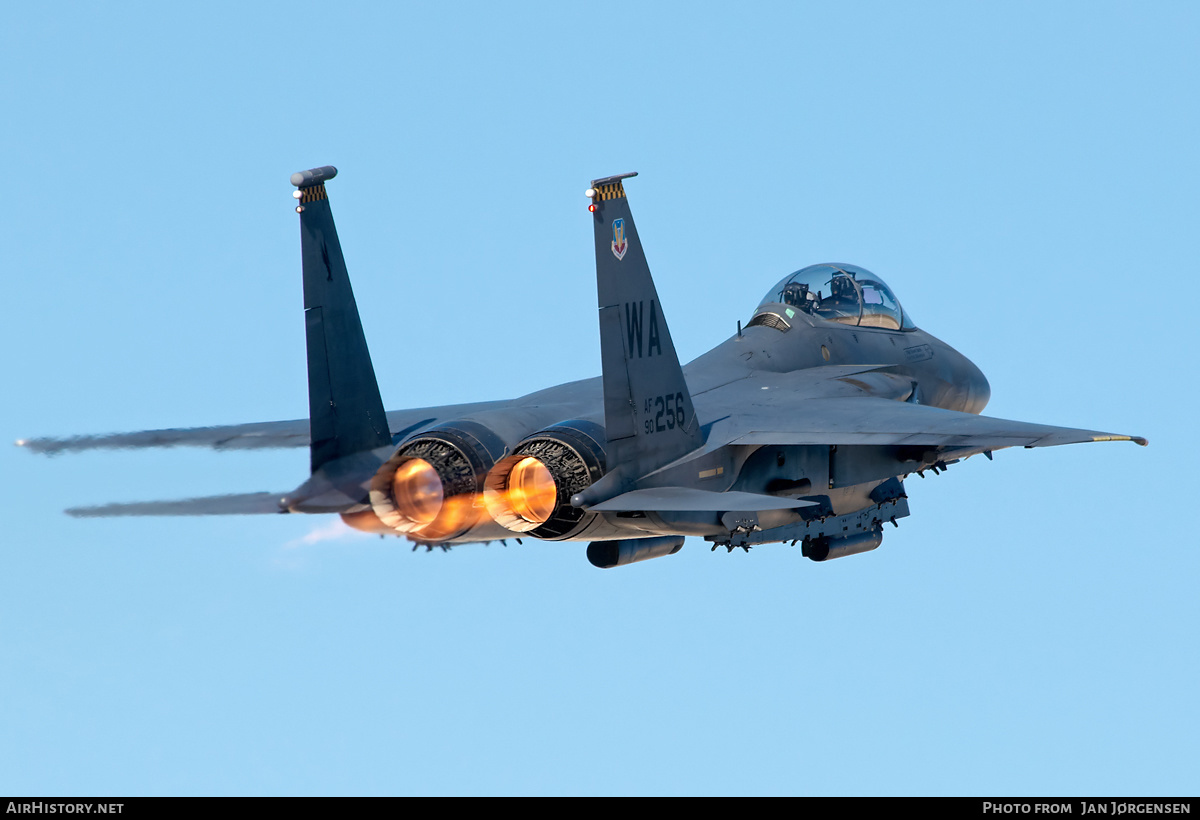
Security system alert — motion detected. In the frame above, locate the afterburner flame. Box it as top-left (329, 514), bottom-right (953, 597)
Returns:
top-left (483, 454), bottom-right (562, 533)
top-left (392, 458), bottom-right (443, 527)
top-left (378, 446), bottom-right (566, 540)
top-left (412, 491), bottom-right (479, 541)
top-left (392, 457), bottom-right (486, 540)
top-left (507, 457), bottom-right (557, 524)
top-left (340, 508), bottom-right (396, 535)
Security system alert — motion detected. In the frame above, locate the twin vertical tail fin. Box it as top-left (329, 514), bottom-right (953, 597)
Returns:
top-left (293, 167), bottom-right (391, 473)
top-left (295, 168), bottom-right (698, 502)
top-left (586, 173), bottom-right (702, 490)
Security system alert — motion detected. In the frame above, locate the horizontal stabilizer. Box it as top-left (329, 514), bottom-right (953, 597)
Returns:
top-left (66, 492), bottom-right (289, 517)
top-left (588, 487), bottom-right (817, 513)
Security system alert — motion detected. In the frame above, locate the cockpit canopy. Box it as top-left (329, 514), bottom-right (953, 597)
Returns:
top-left (757, 263), bottom-right (914, 331)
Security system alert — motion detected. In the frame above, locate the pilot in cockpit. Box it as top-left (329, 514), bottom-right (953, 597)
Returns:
top-left (781, 281), bottom-right (818, 314)
top-left (828, 273), bottom-right (858, 308)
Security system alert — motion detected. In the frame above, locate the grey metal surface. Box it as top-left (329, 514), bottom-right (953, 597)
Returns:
top-left (586, 534), bottom-right (684, 569)
top-left (588, 487), bottom-right (816, 512)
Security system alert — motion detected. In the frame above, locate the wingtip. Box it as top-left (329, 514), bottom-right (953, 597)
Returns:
top-left (1091, 434), bottom-right (1149, 446)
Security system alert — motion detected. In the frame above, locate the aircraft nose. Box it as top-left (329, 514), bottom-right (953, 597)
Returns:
top-left (964, 356), bottom-right (991, 414)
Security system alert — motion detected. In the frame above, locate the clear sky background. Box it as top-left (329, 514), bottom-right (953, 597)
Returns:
top-left (2, 1), bottom-right (1196, 797)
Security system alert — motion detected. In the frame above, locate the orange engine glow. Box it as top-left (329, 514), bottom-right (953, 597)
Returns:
top-left (392, 458), bottom-right (443, 527)
top-left (412, 491), bottom-right (480, 541)
top-left (340, 508), bottom-right (397, 535)
top-left (506, 457), bottom-right (557, 524)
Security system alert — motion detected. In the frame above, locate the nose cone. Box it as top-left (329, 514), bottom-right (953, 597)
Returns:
top-left (963, 354), bottom-right (991, 414)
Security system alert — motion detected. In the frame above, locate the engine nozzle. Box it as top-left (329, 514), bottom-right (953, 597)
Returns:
top-left (484, 423), bottom-right (606, 539)
top-left (369, 423), bottom-right (506, 542)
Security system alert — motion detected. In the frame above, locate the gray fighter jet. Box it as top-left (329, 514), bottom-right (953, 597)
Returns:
top-left (19, 168), bottom-right (1146, 568)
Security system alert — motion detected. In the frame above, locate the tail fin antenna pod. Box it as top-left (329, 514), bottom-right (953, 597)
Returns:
top-left (293, 166), bottom-right (392, 473)
top-left (588, 173), bottom-right (703, 485)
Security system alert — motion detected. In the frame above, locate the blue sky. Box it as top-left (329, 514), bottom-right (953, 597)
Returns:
top-left (2, 1), bottom-right (1196, 796)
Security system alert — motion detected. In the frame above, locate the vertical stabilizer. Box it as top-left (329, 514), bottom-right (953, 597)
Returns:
top-left (588, 173), bottom-right (703, 481)
top-left (293, 166), bottom-right (391, 472)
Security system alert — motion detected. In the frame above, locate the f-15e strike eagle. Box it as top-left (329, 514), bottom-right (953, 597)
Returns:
top-left (19, 168), bottom-right (1146, 568)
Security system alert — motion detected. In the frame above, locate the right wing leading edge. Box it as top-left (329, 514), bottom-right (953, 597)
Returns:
top-left (704, 396), bottom-right (1148, 454)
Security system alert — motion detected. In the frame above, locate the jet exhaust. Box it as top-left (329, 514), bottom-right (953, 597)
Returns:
top-left (369, 422), bottom-right (506, 542)
top-left (484, 421), bottom-right (607, 540)
top-left (339, 507), bottom-right (397, 535)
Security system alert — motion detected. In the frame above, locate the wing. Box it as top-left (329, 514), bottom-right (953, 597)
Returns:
top-left (66, 492), bottom-right (291, 518)
top-left (16, 403), bottom-right (509, 456)
top-left (17, 418), bottom-right (312, 455)
top-left (701, 394), bottom-right (1147, 456)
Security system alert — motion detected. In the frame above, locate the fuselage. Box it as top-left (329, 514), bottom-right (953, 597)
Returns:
top-left (505, 303), bottom-right (990, 426)
top-left (686, 308), bottom-right (991, 415)
top-left (343, 292), bottom-right (992, 546)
